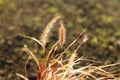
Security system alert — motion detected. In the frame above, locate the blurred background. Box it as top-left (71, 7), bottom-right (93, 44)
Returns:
top-left (0, 0), bottom-right (120, 79)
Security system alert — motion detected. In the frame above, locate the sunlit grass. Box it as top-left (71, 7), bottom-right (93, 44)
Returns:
top-left (16, 15), bottom-right (120, 80)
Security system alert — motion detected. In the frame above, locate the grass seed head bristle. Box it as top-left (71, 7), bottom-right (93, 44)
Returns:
top-left (59, 21), bottom-right (66, 48)
top-left (40, 15), bottom-right (62, 46)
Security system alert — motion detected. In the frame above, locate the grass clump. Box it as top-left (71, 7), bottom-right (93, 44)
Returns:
top-left (17, 15), bottom-right (120, 80)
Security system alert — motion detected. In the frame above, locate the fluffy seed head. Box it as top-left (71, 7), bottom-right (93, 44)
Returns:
top-left (58, 22), bottom-right (66, 48)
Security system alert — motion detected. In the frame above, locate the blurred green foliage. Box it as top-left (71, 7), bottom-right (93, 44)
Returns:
top-left (0, 0), bottom-right (120, 79)
top-left (114, 30), bottom-right (120, 37)
top-left (90, 37), bottom-right (98, 45)
top-left (48, 7), bottom-right (58, 13)
top-left (0, 0), bottom-right (4, 5)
